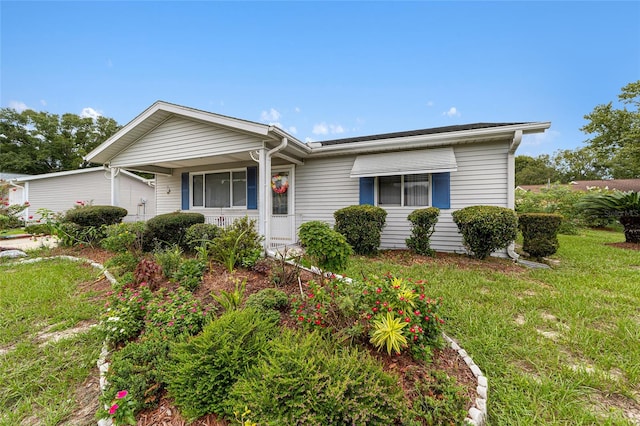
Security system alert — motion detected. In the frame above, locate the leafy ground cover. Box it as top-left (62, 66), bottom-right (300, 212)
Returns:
top-left (344, 229), bottom-right (640, 425)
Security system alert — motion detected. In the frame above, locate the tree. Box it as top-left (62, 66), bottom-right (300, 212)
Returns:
top-left (515, 154), bottom-right (560, 186)
top-left (577, 191), bottom-right (640, 243)
top-left (0, 108), bottom-right (120, 175)
top-left (581, 80), bottom-right (640, 179)
top-left (552, 147), bottom-right (608, 182)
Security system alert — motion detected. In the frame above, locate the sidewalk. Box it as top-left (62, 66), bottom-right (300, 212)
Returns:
top-left (0, 235), bottom-right (59, 251)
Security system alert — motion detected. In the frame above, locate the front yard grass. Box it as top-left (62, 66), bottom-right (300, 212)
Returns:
top-left (344, 229), bottom-right (640, 425)
top-left (0, 259), bottom-right (104, 425)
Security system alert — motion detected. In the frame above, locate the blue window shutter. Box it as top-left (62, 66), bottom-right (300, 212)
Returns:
top-left (432, 172), bottom-right (450, 209)
top-left (181, 172), bottom-right (189, 210)
top-left (359, 177), bottom-right (375, 205)
top-left (247, 166), bottom-right (257, 210)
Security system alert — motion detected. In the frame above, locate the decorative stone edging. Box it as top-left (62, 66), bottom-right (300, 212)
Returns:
top-left (443, 334), bottom-right (488, 426)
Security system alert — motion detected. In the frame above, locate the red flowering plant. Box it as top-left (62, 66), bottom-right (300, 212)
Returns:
top-left (101, 389), bottom-right (136, 425)
top-left (360, 274), bottom-right (445, 358)
top-left (100, 285), bottom-right (153, 346)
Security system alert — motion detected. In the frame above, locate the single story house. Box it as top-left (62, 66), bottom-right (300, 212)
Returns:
top-left (517, 179), bottom-right (640, 193)
top-left (86, 101), bottom-right (550, 254)
top-left (11, 167), bottom-right (156, 221)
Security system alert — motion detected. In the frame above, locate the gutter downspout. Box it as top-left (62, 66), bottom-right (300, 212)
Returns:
top-left (263, 136), bottom-right (288, 251)
top-left (507, 130), bottom-right (522, 261)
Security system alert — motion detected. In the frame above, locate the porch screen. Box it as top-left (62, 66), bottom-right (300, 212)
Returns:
top-left (191, 170), bottom-right (247, 208)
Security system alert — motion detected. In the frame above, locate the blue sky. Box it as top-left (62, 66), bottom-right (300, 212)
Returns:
top-left (1, 1), bottom-right (639, 157)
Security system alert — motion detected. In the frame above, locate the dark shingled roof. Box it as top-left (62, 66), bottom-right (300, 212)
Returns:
top-left (318, 122), bottom-right (528, 146)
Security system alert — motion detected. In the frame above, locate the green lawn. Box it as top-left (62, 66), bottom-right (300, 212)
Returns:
top-left (0, 259), bottom-right (104, 425)
top-left (344, 229), bottom-right (640, 425)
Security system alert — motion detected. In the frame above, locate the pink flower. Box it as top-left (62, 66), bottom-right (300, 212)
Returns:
top-left (116, 390), bottom-right (128, 399)
top-left (109, 403), bottom-right (119, 415)
top-left (28, 215), bottom-right (33, 219)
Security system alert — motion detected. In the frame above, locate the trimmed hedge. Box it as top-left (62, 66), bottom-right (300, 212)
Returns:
top-left (334, 205), bottom-right (387, 255)
top-left (452, 205), bottom-right (518, 259)
top-left (65, 205), bottom-right (128, 227)
top-left (298, 221), bottom-right (352, 272)
top-left (143, 212), bottom-right (205, 250)
top-left (406, 207), bottom-right (440, 256)
top-left (518, 213), bottom-right (563, 258)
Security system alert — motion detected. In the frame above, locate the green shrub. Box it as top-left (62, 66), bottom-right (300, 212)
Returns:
top-left (406, 207), bottom-right (440, 256)
top-left (405, 370), bottom-right (468, 426)
top-left (153, 245), bottom-right (184, 279)
top-left (298, 221), bottom-right (352, 272)
top-left (210, 216), bottom-right (263, 272)
top-left (144, 212), bottom-right (204, 250)
top-left (518, 213), bottom-right (563, 258)
top-left (173, 258), bottom-right (206, 291)
top-left (452, 205), bottom-right (518, 259)
top-left (100, 338), bottom-right (170, 415)
top-left (184, 223), bottom-right (220, 251)
top-left (24, 223), bottom-right (50, 235)
top-left (227, 330), bottom-right (404, 425)
top-left (101, 222), bottom-right (146, 253)
top-left (100, 286), bottom-right (153, 346)
top-left (163, 308), bottom-right (278, 420)
top-left (245, 288), bottom-right (289, 312)
top-left (65, 205), bottom-right (128, 227)
top-left (104, 252), bottom-right (141, 280)
top-left (143, 287), bottom-right (214, 340)
top-left (0, 215), bottom-right (10, 231)
top-left (334, 205), bottom-right (387, 255)
top-left (53, 222), bottom-right (105, 247)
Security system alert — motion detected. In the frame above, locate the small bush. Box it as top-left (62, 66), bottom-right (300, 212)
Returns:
top-left (54, 222), bottom-right (105, 247)
top-left (0, 215), bottom-right (10, 231)
top-left (334, 205), bottom-right (387, 255)
top-left (143, 287), bottom-right (214, 340)
top-left (245, 288), bottom-right (289, 312)
top-left (210, 216), bottom-right (263, 271)
top-left (100, 338), bottom-right (170, 415)
top-left (153, 245), bottom-right (184, 279)
top-left (298, 221), bottom-right (352, 272)
top-left (104, 252), bottom-right (141, 280)
top-left (184, 223), bottom-right (220, 251)
top-left (227, 330), bottom-right (404, 424)
top-left (452, 205), bottom-right (518, 259)
top-left (101, 222), bottom-right (146, 253)
top-left (24, 223), bottom-right (51, 235)
top-left (100, 286), bottom-right (153, 345)
top-left (173, 258), bottom-right (206, 291)
top-left (406, 207), bottom-right (440, 256)
top-left (518, 213), bottom-right (563, 258)
top-left (163, 308), bottom-right (279, 420)
top-left (144, 212), bottom-right (205, 250)
top-left (405, 370), bottom-right (468, 425)
top-left (65, 205), bottom-right (127, 227)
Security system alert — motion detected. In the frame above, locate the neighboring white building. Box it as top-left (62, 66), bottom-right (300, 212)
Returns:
top-left (86, 101), bottom-right (550, 253)
top-left (12, 168), bottom-right (155, 221)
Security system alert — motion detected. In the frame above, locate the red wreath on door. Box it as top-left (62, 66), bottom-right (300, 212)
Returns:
top-left (271, 174), bottom-right (289, 194)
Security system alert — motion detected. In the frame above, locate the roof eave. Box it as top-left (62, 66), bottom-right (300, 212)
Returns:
top-left (308, 122), bottom-right (551, 157)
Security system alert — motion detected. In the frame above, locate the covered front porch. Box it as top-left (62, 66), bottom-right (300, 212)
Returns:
top-left (86, 102), bottom-right (310, 250)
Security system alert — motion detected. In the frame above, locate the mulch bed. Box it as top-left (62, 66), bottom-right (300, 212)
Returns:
top-left (605, 242), bottom-right (640, 251)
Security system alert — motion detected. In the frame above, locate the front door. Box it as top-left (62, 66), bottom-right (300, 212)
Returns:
top-left (270, 168), bottom-right (295, 246)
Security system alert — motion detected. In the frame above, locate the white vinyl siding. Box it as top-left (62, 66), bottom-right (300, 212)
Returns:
top-left (24, 170), bottom-right (155, 221)
top-left (110, 116), bottom-right (264, 167)
top-left (379, 141), bottom-right (510, 252)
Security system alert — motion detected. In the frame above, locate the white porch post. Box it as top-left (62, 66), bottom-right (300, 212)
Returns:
top-left (110, 167), bottom-right (120, 207)
top-left (258, 148), bottom-right (270, 251)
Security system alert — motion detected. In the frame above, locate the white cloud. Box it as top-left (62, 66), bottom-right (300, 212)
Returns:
top-left (288, 126), bottom-right (297, 134)
top-left (312, 122), bottom-right (345, 135)
top-left (443, 107), bottom-right (460, 117)
top-left (427, 101), bottom-right (434, 107)
top-left (305, 137), bottom-right (315, 143)
top-left (40, 99), bottom-right (47, 106)
top-left (80, 107), bottom-right (102, 120)
top-left (294, 107), bottom-right (301, 113)
top-left (260, 108), bottom-right (281, 122)
top-left (9, 100), bottom-right (29, 112)
top-left (270, 122), bottom-right (283, 129)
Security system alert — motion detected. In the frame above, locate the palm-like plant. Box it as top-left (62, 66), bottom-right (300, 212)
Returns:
top-left (369, 312), bottom-right (408, 355)
top-left (577, 191), bottom-right (640, 243)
